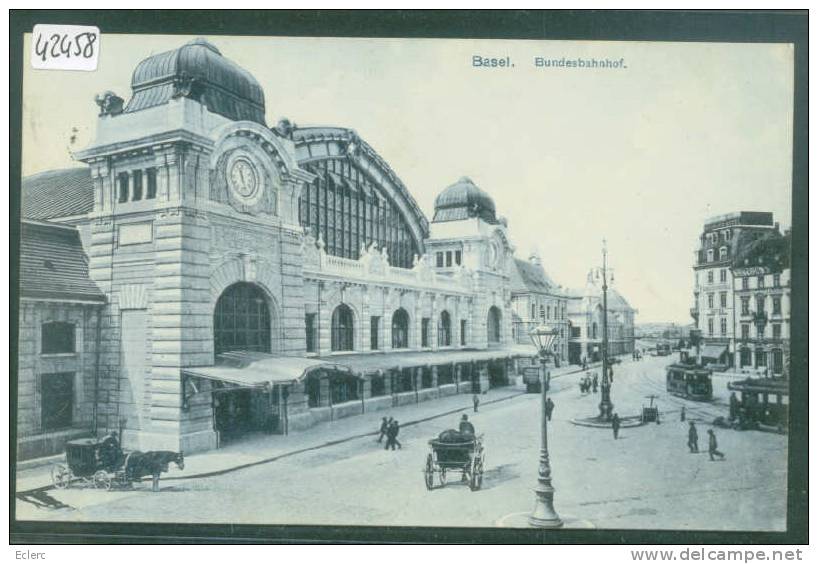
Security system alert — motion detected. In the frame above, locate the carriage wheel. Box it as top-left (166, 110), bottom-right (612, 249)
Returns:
top-left (51, 464), bottom-right (70, 489)
top-left (469, 458), bottom-right (484, 491)
top-left (93, 470), bottom-right (113, 491)
top-left (424, 454), bottom-right (435, 490)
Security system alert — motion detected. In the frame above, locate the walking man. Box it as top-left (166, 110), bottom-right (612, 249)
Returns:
top-left (545, 398), bottom-right (555, 421)
top-left (611, 412), bottom-right (621, 439)
top-left (377, 416), bottom-right (389, 443)
top-left (385, 419), bottom-right (402, 450)
top-left (707, 429), bottom-right (725, 461)
top-left (688, 421), bottom-right (699, 453)
top-left (473, 393), bottom-right (480, 413)
top-left (592, 373), bottom-right (599, 393)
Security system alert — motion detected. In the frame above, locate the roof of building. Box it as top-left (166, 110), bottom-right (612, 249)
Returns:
top-left (126, 38), bottom-right (266, 125)
top-left (510, 258), bottom-right (559, 294)
top-left (20, 220), bottom-right (105, 303)
top-left (733, 229), bottom-right (790, 272)
top-left (433, 177), bottom-right (497, 224)
top-left (21, 167), bottom-right (94, 220)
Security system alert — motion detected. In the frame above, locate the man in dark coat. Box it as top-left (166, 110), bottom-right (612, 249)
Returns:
top-left (473, 394), bottom-right (480, 413)
top-left (611, 413), bottom-right (621, 439)
top-left (459, 414), bottom-right (476, 435)
top-left (708, 429), bottom-right (725, 461)
top-left (688, 421), bottom-right (699, 453)
top-left (592, 374), bottom-right (599, 393)
top-left (377, 417), bottom-right (389, 443)
top-left (545, 398), bottom-right (555, 421)
top-left (385, 419), bottom-right (402, 450)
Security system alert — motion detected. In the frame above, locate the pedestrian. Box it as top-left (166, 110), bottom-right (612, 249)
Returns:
top-left (611, 413), bottom-right (621, 439)
top-left (729, 392), bottom-right (739, 421)
top-left (680, 406), bottom-right (686, 422)
top-left (592, 373), bottom-right (599, 393)
top-left (459, 414), bottom-right (475, 435)
top-left (377, 416), bottom-right (389, 443)
top-left (473, 393), bottom-right (480, 413)
top-left (608, 365), bottom-right (614, 383)
top-left (545, 398), bottom-right (555, 421)
top-left (385, 419), bottom-right (402, 450)
top-left (707, 429), bottom-right (725, 461)
top-left (688, 421), bottom-right (699, 453)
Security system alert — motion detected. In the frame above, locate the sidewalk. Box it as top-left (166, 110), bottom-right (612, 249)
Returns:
top-left (15, 361), bottom-right (596, 493)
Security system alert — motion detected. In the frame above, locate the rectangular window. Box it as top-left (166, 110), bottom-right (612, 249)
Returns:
top-left (460, 320), bottom-right (467, 346)
top-left (757, 326), bottom-right (764, 339)
top-left (305, 313), bottom-right (317, 353)
top-left (742, 277), bottom-right (749, 290)
top-left (132, 170), bottom-right (143, 201)
top-left (707, 318), bottom-right (714, 335)
top-left (146, 168), bottom-right (157, 199)
top-left (772, 324), bottom-right (781, 339)
top-left (756, 350), bottom-right (767, 367)
top-left (741, 324), bottom-right (749, 340)
top-left (741, 297), bottom-right (750, 316)
top-left (421, 318), bottom-right (430, 348)
top-left (539, 305), bottom-right (545, 320)
top-left (370, 374), bottom-right (386, 397)
top-left (370, 316), bottom-right (380, 350)
top-left (41, 372), bottom-right (74, 431)
top-left (773, 297), bottom-right (782, 315)
top-left (719, 292), bottom-right (727, 308)
top-left (773, 274), bottom-right (781, 288)
top-left (707, 271), bottom-right (714, 284)
top-left (757, 276), bottom-right (765, 289)
top-left (455, 250), bottom-right (462, 265)
top-left (436, 252), bottom-right (444, 268)
top-left (720, 318), bottom-right (727, 336)
top-left (117, 173), bottom-right (129, 203)
top-left (756, 295), bottom-right (765, 313)
top-left (445, 251), bottom-right (452, 267)
top-left (719, 269), bottom-right (727, 283)
top-left (41, 322), bottom-right (75, 354)
top-left (707, 293), bottom-right (714, 309)
top-left (531, 303), bottom-right (536, 318)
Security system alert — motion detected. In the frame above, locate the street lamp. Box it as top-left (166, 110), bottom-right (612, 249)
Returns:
top-left (528, 324), bottom-right (563, 529)
top-left (597, 240), bottom-right (614, 421)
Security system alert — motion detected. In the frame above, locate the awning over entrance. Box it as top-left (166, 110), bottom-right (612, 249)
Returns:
top-left (184, 351), bottom-right (350, 388)
top-left (700, 344), bottom-right (727, 359)
top-left (727, 377), bottom-right (789, 396)
top-left (317, 345), bottom-right (536, 373)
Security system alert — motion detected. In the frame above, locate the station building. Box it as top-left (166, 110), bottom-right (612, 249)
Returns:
top-left (17, 38), bottom-right (533, 459)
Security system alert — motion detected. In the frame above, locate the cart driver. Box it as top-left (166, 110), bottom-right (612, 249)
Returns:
top-left (459, 414), bottom-right (475, 436)
top-left (98, 431), bottom-right (121, 471)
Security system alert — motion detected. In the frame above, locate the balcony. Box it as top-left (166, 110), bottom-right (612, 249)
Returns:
top-left (689, 307), bottom-right (699, 321)
top-left (302, 234), bottom-right (475, 293)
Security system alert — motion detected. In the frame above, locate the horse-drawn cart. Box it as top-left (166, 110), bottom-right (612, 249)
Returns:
top-left (424, 432), bottom-right (485, 491)
top-left (50, 437), bottom-right (131, 490)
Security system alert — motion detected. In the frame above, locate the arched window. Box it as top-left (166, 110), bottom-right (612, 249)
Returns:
top-left (438, 310), bottom-right (452, 347)
top-left (392, 308), bottom-right (410, 349)
top-left (592, 322), bottom-right (598, 340)
top-left (214, 283), bottom-right (271, 356)
top-left (487, 306), bottom-right (502, 344)
top-left (331, 304), bottom-right (355, 352)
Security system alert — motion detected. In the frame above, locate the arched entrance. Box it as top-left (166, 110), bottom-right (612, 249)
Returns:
top-left (213, 282), bottom-right (272, 356)
top-left (331, 304), bottom-right (355, 352)
top-left (212, 282), bottom-right (274, 442)
top-left (487, 306), bottom-right (502, 344)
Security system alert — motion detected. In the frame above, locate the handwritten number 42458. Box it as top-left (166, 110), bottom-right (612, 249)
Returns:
top-left (34, 32), bottom-right (97, 61)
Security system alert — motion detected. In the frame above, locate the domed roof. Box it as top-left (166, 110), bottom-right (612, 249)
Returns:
top-left (125, 38), bottom-right (266, 125)
top-left (433, 177), bottom-right (497, 224)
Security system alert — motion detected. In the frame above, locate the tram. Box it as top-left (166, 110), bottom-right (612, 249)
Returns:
top-left (665, 363), bottom-right (713, 401)
top-left (727, 377), bottom-right (788, 433)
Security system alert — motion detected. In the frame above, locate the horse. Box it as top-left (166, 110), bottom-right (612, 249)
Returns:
top-left (124, 450), bottom-right (185, 492)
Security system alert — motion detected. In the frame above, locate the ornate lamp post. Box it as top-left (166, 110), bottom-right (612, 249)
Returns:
top-left (597, 240), bottom-right (614, 421)
top-left (528, 324), bottom-right (563, 528)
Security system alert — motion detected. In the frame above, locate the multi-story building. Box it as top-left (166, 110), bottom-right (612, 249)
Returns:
top-left (17, 38), bottom-right (532, 459)
top-left (690, 211), bottom-right (789, 370)
top-left (509, 252), bottom-right (570, 364)
top-left (565, 271), bottom-right (637, 365)
top-left (732, 232), bottom-right (791, 376)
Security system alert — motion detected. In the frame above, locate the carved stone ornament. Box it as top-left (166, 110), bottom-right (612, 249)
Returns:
top-left (94, 91), bottom-right (124, 116)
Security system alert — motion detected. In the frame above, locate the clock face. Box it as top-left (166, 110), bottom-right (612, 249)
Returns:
top-left (229, 158), bottom-right (259, 199)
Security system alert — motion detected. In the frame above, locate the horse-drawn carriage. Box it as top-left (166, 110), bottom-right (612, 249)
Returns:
top-left (50, 436), bottom-right (184, 491)
top-left (424, 431), bottom-right (485, 491)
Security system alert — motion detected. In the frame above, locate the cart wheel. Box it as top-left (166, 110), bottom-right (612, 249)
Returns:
top-left (424, 454), bottom-right (434, 490)
top-left (469, 458), bottom-right (484, 491)
top-left (51, 464), bottom-right (70, 489)
top-left (93, 470), bottom-right (113, 491)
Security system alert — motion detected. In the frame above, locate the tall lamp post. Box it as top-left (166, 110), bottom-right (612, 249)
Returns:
top-left (597, 240), bottom-right (614, 421)
top-left (528, 324), bottom-right (563, 528)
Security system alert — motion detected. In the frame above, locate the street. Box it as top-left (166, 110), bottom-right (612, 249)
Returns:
top-left (16, 355), bottom-right (787, 530)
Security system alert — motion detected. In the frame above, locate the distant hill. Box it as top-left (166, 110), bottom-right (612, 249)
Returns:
top-left (635, 322), bottom-right (695, 339)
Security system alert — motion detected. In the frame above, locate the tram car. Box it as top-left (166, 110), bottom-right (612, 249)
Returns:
top-left (727, 377), bottom-right (788, 433)
top-left (665, 363), bottom-right (713, 401)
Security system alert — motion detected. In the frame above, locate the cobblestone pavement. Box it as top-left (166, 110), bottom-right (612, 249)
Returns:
top-left (15, 356), bottom-right (787, 530)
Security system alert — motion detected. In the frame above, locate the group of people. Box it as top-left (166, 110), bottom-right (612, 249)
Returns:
top-left (579, 372), bottom-right (599, 394)
top-left (376, 417), bottom-right (402, 450)
top-left (687, 421), bottom-right (725, 461)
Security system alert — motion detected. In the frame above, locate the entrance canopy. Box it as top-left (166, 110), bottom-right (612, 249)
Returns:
top-left (184, 351), bottom-right (350, 389)
top-left (317, 345), bottom-right (536, 373)
top-left (700, 344), bottom-right (727, 359)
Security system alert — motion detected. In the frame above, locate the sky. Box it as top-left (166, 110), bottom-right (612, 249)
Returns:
top-left (20, 34), bottom-right (794, 323)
